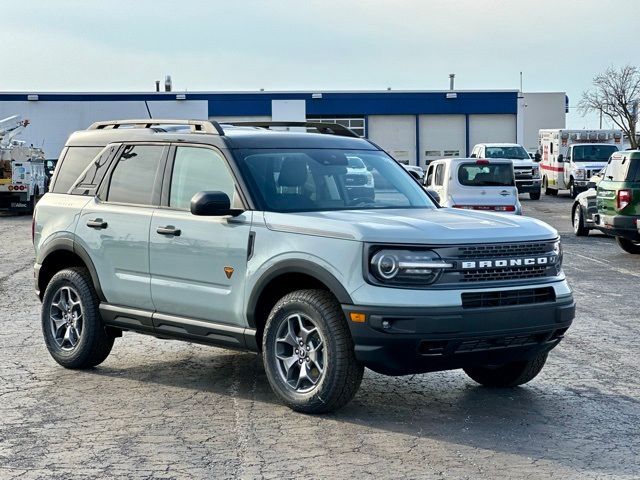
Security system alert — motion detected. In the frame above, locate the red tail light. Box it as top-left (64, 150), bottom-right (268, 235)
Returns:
top-left (475, 159), bottom-right (490, 165)
top-left (453, 205), bottom-right (516, 212)
top-left (617, 189), bottom-right (631, 210)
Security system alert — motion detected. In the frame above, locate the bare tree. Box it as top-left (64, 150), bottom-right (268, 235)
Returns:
top-left (579, 65), bottom-right (639, 149)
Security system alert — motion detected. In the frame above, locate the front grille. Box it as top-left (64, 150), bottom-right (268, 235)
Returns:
top-left (461, 287), bottom-right (555, 309)
top-left (345, 174), bottom-right (366, 186)
top-left (456, 242), bottom-right (549, 258)
top-left (461, 265), bottom-right (548, 282)
top-left (455, 333), bottom-right (549, 353)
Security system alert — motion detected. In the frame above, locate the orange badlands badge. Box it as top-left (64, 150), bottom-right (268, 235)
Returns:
top-left (223, 266), bottom-right (234, 279)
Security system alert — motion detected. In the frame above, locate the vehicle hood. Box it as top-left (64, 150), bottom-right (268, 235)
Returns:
top-left (263, 208), bottom-right (557, 244)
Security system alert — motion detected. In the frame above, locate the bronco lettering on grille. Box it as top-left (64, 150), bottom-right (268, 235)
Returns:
top-left (461, 256), bottom-right (557, 269)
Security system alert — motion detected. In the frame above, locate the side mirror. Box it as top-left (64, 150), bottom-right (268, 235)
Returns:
top-left (534, 153), bottom-right (541, 162)
top-left (190, 191), bottom-right (243, 217)
top-left (557, 154), bottom-right (564, 163)
top-left (587, 181), bottom-right (597, 189)
top-left (426, 188), bottom-right (441, 205)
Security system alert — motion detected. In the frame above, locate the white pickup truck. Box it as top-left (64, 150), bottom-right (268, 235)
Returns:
top-left (470, 143), bottom-right (542, 200)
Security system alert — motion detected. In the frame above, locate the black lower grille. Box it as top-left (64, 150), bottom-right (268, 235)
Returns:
top-left (455, 333), bottom-right (549, 353)
top-left (461, 287), bottom-right (556, 309)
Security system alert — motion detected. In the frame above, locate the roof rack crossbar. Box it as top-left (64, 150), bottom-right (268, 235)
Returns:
top-left (87, 119), bottom-right (225, 135)
top-left (227, 121), bottom-right (360, 138)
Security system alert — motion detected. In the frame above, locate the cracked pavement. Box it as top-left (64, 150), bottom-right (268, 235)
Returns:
top-left (1, 195), bottom-right (639, 479)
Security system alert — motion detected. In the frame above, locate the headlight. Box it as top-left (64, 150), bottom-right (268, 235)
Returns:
top-left (370, 249), bottom-right (452, 286)
top-left (365, 172), bottom-right (374, 187)
top-left (575, 169), bottom-right (586, 179)
top-left (532, 166), bottom-right (539, 177)
top-left (552, 240), bottom-right (563, 272)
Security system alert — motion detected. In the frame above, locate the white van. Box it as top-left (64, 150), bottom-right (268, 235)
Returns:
top-left (424, 158), bottom-right (521, 214)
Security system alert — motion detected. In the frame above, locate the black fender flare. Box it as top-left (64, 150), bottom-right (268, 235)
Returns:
top-left (38, 236), bottom-right (106, 301)
top-left (246, 259), bottom-right (353, 328)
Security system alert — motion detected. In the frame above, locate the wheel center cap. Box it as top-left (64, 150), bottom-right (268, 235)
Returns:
top-left (298, 349), bottom-right (306, 358)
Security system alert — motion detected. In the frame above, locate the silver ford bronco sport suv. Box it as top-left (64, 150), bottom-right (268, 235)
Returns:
top-left (34, 119), bottom-right (575, 413)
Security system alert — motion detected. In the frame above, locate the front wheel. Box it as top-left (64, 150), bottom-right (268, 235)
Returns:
top-left (262, 289), bottom-right (364, 413)
top-left (463, 352), bottom-right (548, 387)
top-left (572, 204), bottom-right (589, 236)
top-left (615, 236), bottom-right (640, 254)
top-left (41, 267), bottom-right (115, 369)
top-left (569, 181), bottom-right (578, 199)
top-left (529, 190), bottom-right (541, 200)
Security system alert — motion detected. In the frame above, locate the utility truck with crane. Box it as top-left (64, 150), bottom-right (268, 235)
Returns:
top-left (0, 115), bottom-right (47, 213)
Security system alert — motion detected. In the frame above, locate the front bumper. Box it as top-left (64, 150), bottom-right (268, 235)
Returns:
top-left (516, 179), bottom-right (541, 194)
top-left (343, 294), bottom-right (575, 375)
top-left (594, 214), bottom-right (640, 241)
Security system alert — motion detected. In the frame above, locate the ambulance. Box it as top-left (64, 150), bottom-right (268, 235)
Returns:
top-left (538, 129), bottom-right (622, 198)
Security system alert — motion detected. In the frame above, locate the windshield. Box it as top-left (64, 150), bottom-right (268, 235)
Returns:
top-left (572, 145), bottom-right (618, 162)
top-left (484, 146), bottom-right (529, 160)
top-left (458, 163), bottom-right (515, 187)
top-left (234, 149), bottom-right (435, 212)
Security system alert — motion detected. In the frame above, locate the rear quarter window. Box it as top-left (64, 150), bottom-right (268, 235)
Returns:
top-left (604, 158), bottom-right (631, 182)
top-left (51, 146), bottom-right (104, 193)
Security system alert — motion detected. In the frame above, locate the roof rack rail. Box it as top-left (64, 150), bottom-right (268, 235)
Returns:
top-left (227, 121), bottom-right (360, 138)
top-left (87, 119), bottom-right (225, 135)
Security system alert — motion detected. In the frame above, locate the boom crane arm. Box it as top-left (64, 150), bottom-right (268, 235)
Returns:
top-left (0, 115), bottom-right (30, 148)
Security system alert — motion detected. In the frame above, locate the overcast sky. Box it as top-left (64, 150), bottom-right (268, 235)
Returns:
top-left (3, 0), bottom-right (639, 128)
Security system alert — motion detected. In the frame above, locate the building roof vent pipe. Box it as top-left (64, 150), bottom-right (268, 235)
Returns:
top-left (165, 75), bottom-right (172, 92)
top-left (449, 73), bottom-right (455, 91)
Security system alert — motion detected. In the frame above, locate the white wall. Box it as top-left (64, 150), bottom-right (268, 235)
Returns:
top-left (519, 92), bottom-right (566, 152)
top-left (0, 100), bottom-right (208, 159)
top-left (468, 114), bottom-right (516, 149)
top-left (419, 114), bottom-right (466, 167)
top-left (368, 115), bottom-right (416, 164)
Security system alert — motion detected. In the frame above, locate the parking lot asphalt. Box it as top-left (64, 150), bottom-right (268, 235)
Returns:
top-left (1, 194), bottom-right (639, 480)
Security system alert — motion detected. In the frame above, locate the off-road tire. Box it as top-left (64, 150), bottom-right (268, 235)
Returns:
top-left (262, 289), bottom-right (364, 413)
top-left (572, 204), bottom-right (589, 236)
top-left (615, 236), bottom-right (640, 254)
top-left (41, 267), bottom-right (114, 369)
top-left (529, 190), bottom-right (541, 200)
top-left (463, 352), bottom-right (548, 387)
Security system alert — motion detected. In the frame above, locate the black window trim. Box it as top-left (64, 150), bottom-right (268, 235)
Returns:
top-left (98, 142), bottom-right (170, 208)
top-left (50, 145), bottom-right (106, 194)
top-left (158, 143), bottom-right (252, 211)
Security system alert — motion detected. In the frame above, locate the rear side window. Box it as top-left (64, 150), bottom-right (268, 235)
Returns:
top-left (51, 146), bottom-right (103, 193)
top-left (106, 145), bottom-right (165, 205)
top-left (605, 157), bottom-right (640, 182)
top-left (458, 163), bottom-right (515, 187)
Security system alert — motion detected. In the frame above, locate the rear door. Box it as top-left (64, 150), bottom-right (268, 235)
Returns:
top-left (149, 144), bottom-right (252, 329)
top-left (76, 144), bottom-right (167, 320)
top-left (451, 161), bottom-right (518, 210)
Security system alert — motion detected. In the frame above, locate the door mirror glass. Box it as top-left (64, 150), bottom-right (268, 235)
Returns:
top-left (190, 191), bottom-right (241, 216)
top-left (534, 153), bottom-right (541, 162)
top-left (557, 154), bottom-right (564, 163)
top-left (425, 188), bottom-right (440, 204)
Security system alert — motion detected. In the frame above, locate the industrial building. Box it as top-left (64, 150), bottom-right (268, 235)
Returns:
top-left (0, 90), bottom-right (566, 166)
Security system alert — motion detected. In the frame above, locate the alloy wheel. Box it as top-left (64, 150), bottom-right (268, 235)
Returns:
top-left (274, 313), bottom-right (326, 393)
top-left (49, 286), bottom-right (83, 351)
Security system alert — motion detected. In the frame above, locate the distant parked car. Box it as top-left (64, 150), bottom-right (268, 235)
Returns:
top-left (401, 163), bottom-right (425, 181)
top-left (424, 157), bottom-right (521, 214)
top-left (345, 155), bottom-right (375, 200)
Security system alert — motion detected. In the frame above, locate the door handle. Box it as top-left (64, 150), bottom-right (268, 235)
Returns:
top-left (156, 225), bottom-right (181, 236)
top-left (86, 218), bottom-right (108, 229)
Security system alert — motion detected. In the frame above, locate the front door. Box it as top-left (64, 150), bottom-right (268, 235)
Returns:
top-left (149, 145), bottom-right (252, 327)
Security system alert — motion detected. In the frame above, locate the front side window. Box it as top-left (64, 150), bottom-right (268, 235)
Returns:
top-left (572, 145), bottom-right (619, 162)
top-left (234, 148), bottom-right (434, 212)
top-left (434, 164), bottom-right (444, 186)
top-left (458, 163), bottom-right (515, 187)
top-left (170, 146), bottom-right (237, 210)
top-left (106, 145), bottom-right (165, 205)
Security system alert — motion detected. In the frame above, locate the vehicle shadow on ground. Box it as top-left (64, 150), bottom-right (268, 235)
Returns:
top-left (90, 349), bottom-right (639, 476)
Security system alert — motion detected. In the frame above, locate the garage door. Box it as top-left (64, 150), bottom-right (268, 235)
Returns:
top-left (367, 115), bottom-right (416, 164)
top-left (468, 114), bottom-right (516, 149)
top-left (419, 115), bottom-right (466, 167)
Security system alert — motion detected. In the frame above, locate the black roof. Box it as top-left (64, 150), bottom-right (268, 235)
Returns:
top-left (220, 127), bottom-right (378, 150)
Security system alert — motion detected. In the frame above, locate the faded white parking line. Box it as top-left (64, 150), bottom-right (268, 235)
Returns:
top-left (566, 251), bottom-right (640, 278)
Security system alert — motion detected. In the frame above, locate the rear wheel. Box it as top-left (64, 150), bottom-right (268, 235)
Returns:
top-left (464, 352), bottom-right (548, 387)
top-left (572, 204), bottom-right (589, 236)
top-left (262, 289), bottom-right (364, 413)
top-left (41, 267), bottom-right (114, 369)
top-left (615, 237), bottom-right (640, 254)
top-left (543, 176), bottom-right (553, 196)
